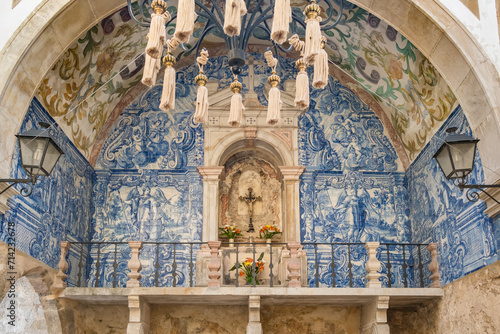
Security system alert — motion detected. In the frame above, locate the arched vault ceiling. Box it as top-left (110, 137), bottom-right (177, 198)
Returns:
top-left (34, 1), bottom-right (456, 164)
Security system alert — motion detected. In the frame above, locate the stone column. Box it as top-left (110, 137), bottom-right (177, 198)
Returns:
top-left (360, 296), bottom-right (390, 334)
top-left (53, 241), bottom-right (71, 292)
top-left (127, 295), bottom-right (150, 334)
top-left (198, 166), bottom-right (224, 242)
top-left (279, 166), bottom-right (305, 242)
top-left (127, 241), bottom-right (143, 288)
top-left (427, 242), bottom-right (440, 288)
top-left (246, 296), bottom-right (263, 334)
top-left (365, 242), bottom-right (381, 288)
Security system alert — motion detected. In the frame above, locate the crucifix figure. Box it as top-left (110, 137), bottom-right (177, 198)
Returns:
top-left (239, 187), bottom-right (261, 232)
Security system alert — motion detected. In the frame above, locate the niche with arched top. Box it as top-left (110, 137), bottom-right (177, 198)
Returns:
top-left (219, 150), bottom-right (282, 242)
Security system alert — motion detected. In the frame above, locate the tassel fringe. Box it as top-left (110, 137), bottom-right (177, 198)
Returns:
top-left (159, 55), bottom-right (176, 111)
top-left (174, 0), bottom-right (196, 43)
top-left (194, 85), bottom-right (209, 123)
top-left (295, 59), bottom-right (309, 110)
top-left (228, 92), bottom-right (244, 127)
top-left (271, 0), bottom-right (291, 44)
top-left (304, 17), bottom-right (321, 64)
top-left (146, 13), bottom-right (167, 59)
top-left (223, 0), bottom-right (247, 36)
top-left (313, 48), bottom-right (328, 89)
top-left (267, 86), bottom-right (282, 125)
top-left (142, 54), bottom-right (161, 87)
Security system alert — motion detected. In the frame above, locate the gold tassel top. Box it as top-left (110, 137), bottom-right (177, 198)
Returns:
top-left (152, 0), bottom-right (168, 15)
top-left (296, 58), bottom-right (307, 72)
top-left (268, 72), bottom-right (281, 88)
top-left (230, 79), bottom-right (243, 94)
top-left (163, 53), bottom-right (176, 67)
top-left (304, 0), bottom-right (321, 19)
top-left (195, 72), bottom-right (207, 86)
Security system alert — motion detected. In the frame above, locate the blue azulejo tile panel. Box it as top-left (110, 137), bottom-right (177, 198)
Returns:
top-left (0, 98), bottom-right (94, 277)
top-left (297, 72), bottom-right (409, 287)
top-left (91, 169), bottom-right (203, 243)
top-left (406, 106), bottom-right (498, 285)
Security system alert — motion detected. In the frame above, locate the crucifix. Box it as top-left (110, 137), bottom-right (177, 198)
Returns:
top-left (239, 187), bottom-right (261, 232)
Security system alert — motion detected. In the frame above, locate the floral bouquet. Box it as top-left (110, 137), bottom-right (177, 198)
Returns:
top-left (259, 224), bottom-right (281, 239)
top-left (230, 252), bottom-right (265, 285)
top-left (219, 224), bottom-right (242, 239)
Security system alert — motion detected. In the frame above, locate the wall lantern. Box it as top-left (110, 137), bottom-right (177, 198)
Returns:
top-left (0, 122), bottom-right (64, 197)
top-left (433, 127), bottom-right (500, 204)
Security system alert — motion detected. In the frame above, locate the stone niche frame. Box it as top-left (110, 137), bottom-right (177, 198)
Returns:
top-left (197, 78), bottom-right (305, 243)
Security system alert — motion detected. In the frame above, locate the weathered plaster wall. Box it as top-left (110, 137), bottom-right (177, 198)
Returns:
top-left (0, 99), bottom-right (94, 284)
top-left (406, 106), bottom-right (498, 285)
top-left (261, 305), bottom-right (361, 334)
top-left (150, 304), bottom-right (247, 334)
top-left (387, 259), bottom-right (500, 333)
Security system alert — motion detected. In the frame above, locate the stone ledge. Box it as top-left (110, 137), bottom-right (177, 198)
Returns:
top-left (63, 287), bottom-right (443, 307)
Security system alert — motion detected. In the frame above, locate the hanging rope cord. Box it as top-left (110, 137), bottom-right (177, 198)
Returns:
top-left (197, 49), bottom-right (209, 71)
top-left (264, 50), bottom-right (278, 72)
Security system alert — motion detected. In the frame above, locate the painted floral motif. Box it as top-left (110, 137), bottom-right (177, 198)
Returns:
top-left (36, 7), bottom-right (147, 157)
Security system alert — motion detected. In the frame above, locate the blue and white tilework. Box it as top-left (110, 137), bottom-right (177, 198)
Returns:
top-left (0, 98), bottom-right (94, 286)
top-left (406, 106), bottom-right (498, 285)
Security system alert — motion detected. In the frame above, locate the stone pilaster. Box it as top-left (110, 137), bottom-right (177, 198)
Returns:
top-left (279, 166), bottom-right (305, 242)
top-left (246, 296), bottom-right (263, 334)
top-left (361, 296), bottom-right (390, 334)
top-left (127, 295), bottom-right (150, 334)
top-left (198, 166), bottom-right (224, 242)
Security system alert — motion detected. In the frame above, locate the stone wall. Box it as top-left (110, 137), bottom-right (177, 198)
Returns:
top-left (388, 259), bottom-right (500, 333)
top-left (261, 305), bottom-right (360, 334)
top-left (150, 304), bottom-right (248, 334)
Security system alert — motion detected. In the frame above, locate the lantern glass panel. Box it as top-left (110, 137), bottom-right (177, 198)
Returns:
top-left (19, 137), bottom-right (49, 176)
top-left (41, 141), bottom-right (63, 175)
top-left (449, 142), bottom-right (476, 174)
top-left (435, 146), bottom-right (453, 178)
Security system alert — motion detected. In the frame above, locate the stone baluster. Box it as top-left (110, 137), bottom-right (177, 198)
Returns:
top-left (287, 242), bottom-right (301, 288)
top-left (427, 242), bottom-right (440, 288)
top-left (207, 241), bottom-right (221, 288)
top-left (365, 242), bottom-right (381, 288)
top-left (127, 241), bottom-right (143, 288)
top-left (53, 241), bottom-right (71, 291)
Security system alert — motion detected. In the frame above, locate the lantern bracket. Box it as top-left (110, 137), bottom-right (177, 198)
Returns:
top-left (453, 177), bottom-right (500, 205)
top-left (0, 176), bottom-right (37, 197)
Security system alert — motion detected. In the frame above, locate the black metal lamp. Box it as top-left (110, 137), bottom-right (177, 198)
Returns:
top-left (0, 122), bottom-right (64, 197)
top-left (433, 127), bottom-right (500, 204)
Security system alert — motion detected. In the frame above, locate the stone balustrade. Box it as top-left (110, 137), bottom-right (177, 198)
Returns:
top-left (56, 240), bottom-right (440, 289)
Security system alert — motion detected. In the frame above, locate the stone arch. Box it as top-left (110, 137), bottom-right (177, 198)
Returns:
top-left (208, 130), bottom-right (294, 168)
top-left (1, 0), bottom-right (499, 181)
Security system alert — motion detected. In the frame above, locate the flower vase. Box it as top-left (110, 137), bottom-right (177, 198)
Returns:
top-left (266, 238), bottom-right (271, 247)
top-left (229, 238), bottom-right (234, 248)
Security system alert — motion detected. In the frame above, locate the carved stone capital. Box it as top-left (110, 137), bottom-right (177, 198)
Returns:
top-left (279, 166), bottom-right (305, 181)
top-left (197, 166), bottom-right (224, 181)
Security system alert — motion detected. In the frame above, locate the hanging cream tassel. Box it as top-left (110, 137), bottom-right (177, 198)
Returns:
top-left (267, 74), bottom-right (282, 125)
top-left (146, 1), bottom-right (170, 59)
top-left (174, 0), bottom-right (196, 43)
top-left (142, 54), bottom-right (161, 87)
top-left (223, 0), bottom-right (247, 36)
top-left (193, 49), bottom-right (210, 123)
top-left (294, 58), bottom-right (309, 110)
top-left (303, 0), bottom-right (322, 65)
top-left (313, 36), bottom-right (328, 89)
top-left (159, 53), bottom-right (176, 111)
top-left (228, 78), bottom-right (244, 127)
top-left (271, 0), bottom-right (291, 44)
top-left (264, 50), bottom-right (282, 125)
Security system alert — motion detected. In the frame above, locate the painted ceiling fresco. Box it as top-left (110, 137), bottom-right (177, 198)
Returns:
top-left (35, 1), bottom-right (456, 162)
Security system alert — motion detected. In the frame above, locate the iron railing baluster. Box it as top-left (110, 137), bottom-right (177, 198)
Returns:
top-left (418, 245), bottom-right (424, 288)
top-left (347, 244), bottom-right (353, 288)
top-left (77, 243), bottom-right (84, 287)
top-left (314, 244), bottom-right (319, 287)
top-left (402, 244), bottom-right (408, 288)
top-left (155, 243), bottom-right (160, 287)
top-left (95, 243), bottom-right (101, 288)
top-left (172, 244), bottom-right (177, 287)
top-left (189, 243), bottom-right (194, 287)
top-left (386, 244), bottom-right (392, 288)
top-left (331, 243), bottom-right (336, 288)
top-left (112, 243), bottom-right (118, 288)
